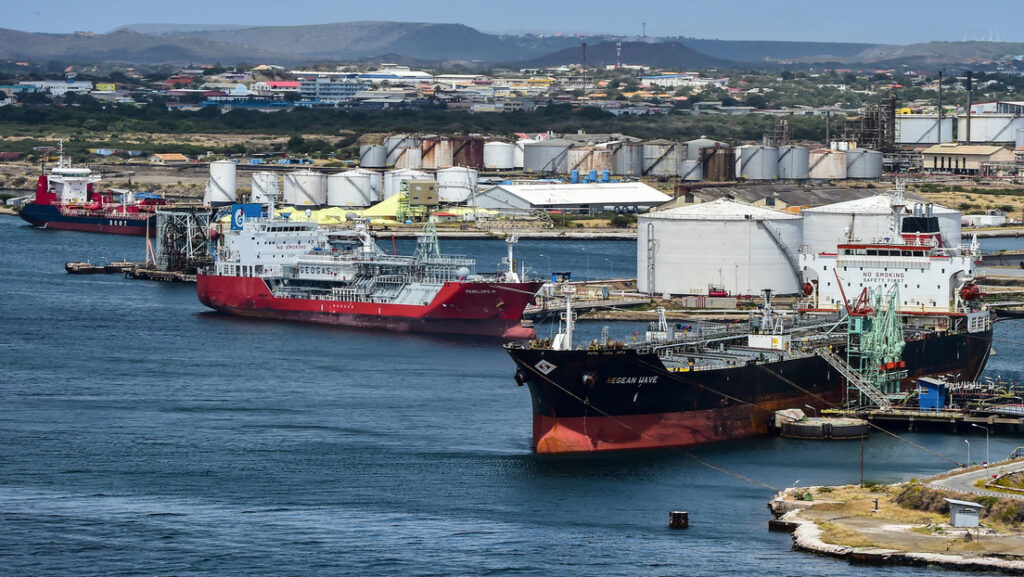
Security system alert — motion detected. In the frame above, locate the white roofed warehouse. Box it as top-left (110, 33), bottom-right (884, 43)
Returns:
top-left (473, 182), bottom-right (672, 216)
top-left (638, 198), bottom-right (803, 296)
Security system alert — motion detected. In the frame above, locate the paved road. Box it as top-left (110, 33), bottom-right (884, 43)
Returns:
top-left (926, 459), bottom-right (1024, 501)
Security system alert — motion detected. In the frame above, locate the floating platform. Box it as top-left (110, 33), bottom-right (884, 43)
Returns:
top-left (65, 261), bottom-right (143, 274)
top-left (780, 416), bottom-right (869, 440)
top-left (825, 408), bottom-right (1024, 433)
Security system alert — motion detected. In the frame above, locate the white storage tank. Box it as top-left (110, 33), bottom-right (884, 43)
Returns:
top-left (777, 146), bottom-right (810, 179)
top-left (678, 159), bottom-right (702, 181)
top-left (896, 115), bottom-right (954, 144)
top-left (685, 137), bottom-right (726, 160)
top-left (393, 146), bottom-right (422, 170)
top-left (638, 198), bottom-right (803, 296)
top-left (359, 145), bottom-right (387, 169)
top-left (204, 160), bottom-right (237, 206)
top-left (383, 169), bottom-right (432, 200)
top-left (610, 142), bottom-right (643, 176)
top-left (436, 167), bottom-right (479, 203)
top-left (849, 149), bottom-right (883, 179)
top-left (802, 194), bottom-right (961, 254)
top-left (282, 170), bottom-right (326, 207)
top-left (249, 171), bottom-right (280, 205)
top-left (523, 139), bottom-right (572, 173)
top-left (513, 138), bottom-right (534, 169)
top-left (808, 149), bottom-right (847, 179)
top-left (642, 140), bottom-right (682, 177)
top-left (956, 114), bottom-right (1024, 143)
top-left (385, 135), bottom-right (420, 165)
top-left (484, 141), bottom-right (515, 170)
top-left (327, 171), bottom-right (378, 207)
top-left (739, 145), bottom-right (779, 180)
top-left (567, 147), bottom-right (613, 174)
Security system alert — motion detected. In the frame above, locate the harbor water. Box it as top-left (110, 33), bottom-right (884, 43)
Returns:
top-left (2, 216), bottom-right (1023, 576)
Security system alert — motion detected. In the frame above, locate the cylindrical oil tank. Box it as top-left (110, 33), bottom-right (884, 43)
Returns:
top-left (700, 146), bottom-right (735, 181)
top-left (282, 170), bottom-right (326, 207)
top-left (567, 147), bottom-right (613, 175)
top-left (955, 114), bottom-right (1024, 143)
top-left (483, 141), bottom-right (515, 170)
top-left (383, 169), bottom-right (432, 200)
top-left (436, 166), bottom-right (479, 203)
top-left (611, 142), bottom-right (643, 176)
top-left (204, 160), bottom-right (237, 205)
top-left (393, 146), bottom-right (422, 170)
top-left (452, 136), bottom-right (484, 169)
top-left (895, 115), bottom-right (953, 144)
top-left (845, 149), bottom-right (883, 179)
top-left (678, 159), bottom-right (702, 181)
top-left (686, 138), bottom-right (726, 160)
top-left (523, 139), bottom-right (572, 173)
top-left (352, 167), bottom-right (383, 202)
top-left (249, 171), bottom-right (280, 205)
top-left (739, 145), bottom-right (779, 180)
top-left (385, 135), bottom-right (420, 165)
top-left (637, 198), bottom-right (803, 296)
top-left (327, 171), bottom-right (375, 207)
top-left (421, 137), bottom-right (455, 170)
top-left (513, 139), bottom-right (534, 169)
top-left (801, 194), bottom-right (961, 253)
top-left (808, 149), bottom-right (847, 179)
top-left (777, 146), bottom-right (810, 179)
top-left (642, 140), bottom-right (683, 177)
top-left (359, 145), bottom-right (387, 169)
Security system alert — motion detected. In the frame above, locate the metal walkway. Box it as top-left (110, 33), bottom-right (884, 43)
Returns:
top-left (815, 347), bottom-right (892, 412)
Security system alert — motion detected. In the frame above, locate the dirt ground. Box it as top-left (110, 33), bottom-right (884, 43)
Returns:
top-left (780, 484), bottom-right (1024, 558)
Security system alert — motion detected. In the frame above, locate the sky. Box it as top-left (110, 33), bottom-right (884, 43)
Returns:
top-left (4, 0), bottom-right (1024, 44)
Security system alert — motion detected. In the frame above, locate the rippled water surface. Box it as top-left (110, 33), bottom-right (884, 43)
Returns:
top-left (2, 217), bottom-right (1022, 576)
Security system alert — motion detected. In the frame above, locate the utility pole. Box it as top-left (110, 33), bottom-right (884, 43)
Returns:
top-left (937, 71), bottom-right (943, 144)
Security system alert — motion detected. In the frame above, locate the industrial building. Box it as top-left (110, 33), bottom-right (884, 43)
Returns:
top-left (473, 182), bottom-right (671, 215)
top-left (921, 143), bottom-right (1013, 173)
top-left (637, 198), bottom-right (803, 296)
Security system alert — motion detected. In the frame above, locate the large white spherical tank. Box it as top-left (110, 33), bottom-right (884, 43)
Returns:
top-left (637, 200), bottom-right (803, 296)
top-left (484, 142), bottom-right (515, 169)
top-left (393, 146), bottom-right (422, 169)
top-left (642, 141), bottom-right (682, 177)
top-left (678, 159), bottom-right (702, 181)
top-left (808, 150), bottom-right (847, 179)
top-left (513, 139), bottom-right (533, 169)
top-left (250, 171), bottom-right (280, 205)
top-left (204, 160), bottom-right (237, 205)
top-left (777, 146), bottom-right (810, 179)
top-left (739, 146), bottom-right (779, 180)
top-left (282, 170), bottom-right (325, 206)
top-left (327, 172), bottom-right (375, 207)
top-left (383, 169), bottom-right (431, 199)
top-left (385, 135), bottom-right (420, 165)
top-left (359, 145), bottom-right (387, 168)
top-left (436, 166), bottom-right (479, 203)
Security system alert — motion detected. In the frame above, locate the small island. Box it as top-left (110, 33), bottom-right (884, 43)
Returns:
top-left (769, 460), bottom-right (1024, 573)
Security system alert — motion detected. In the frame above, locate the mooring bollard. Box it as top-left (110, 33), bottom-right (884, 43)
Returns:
top-left (669, 510), bottom-right (689, 529)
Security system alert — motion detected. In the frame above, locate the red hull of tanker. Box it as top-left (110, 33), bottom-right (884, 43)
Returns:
top-left (197, 274), bottom-right (542, 338)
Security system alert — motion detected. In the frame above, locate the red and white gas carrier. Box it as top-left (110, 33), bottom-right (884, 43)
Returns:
top-left (197, 199), bottom-right (542, 338)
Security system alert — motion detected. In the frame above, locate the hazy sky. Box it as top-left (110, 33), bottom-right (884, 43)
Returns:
top-left (5, 0), bottom-right (1024, 44)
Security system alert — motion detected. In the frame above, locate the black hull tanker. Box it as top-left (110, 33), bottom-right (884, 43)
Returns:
top-left (508, 325), bottom-right (992, 453)
top-left (507, 184), bottom-right (995, 453)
